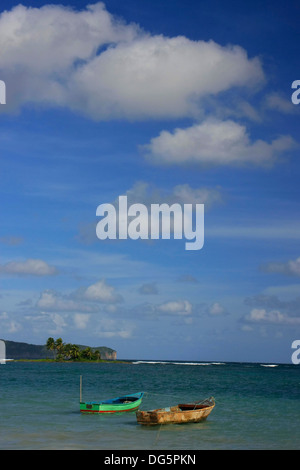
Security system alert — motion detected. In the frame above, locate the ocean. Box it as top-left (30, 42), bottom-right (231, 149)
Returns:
top-left (0, 360), bottom-right (299, 450)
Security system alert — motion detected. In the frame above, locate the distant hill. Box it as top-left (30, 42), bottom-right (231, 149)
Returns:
top-left (1, 339), bottom-right (117, 360)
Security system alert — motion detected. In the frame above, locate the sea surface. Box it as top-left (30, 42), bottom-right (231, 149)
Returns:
top-left (0, 360), bottom-right (299, 450)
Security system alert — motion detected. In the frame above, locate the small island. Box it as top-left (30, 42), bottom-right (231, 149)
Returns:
top-left (45, 337), bottom-right (114, 362)
top-left (2, 338), bottom-right (117, 361)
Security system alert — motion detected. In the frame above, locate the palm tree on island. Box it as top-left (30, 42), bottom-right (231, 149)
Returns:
top-left (46, 337), bottom-right (56, 359)
top-left (45, 337), bottom-right (101, 362)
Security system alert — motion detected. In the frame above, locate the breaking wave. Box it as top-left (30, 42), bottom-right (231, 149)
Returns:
top-left (131, 360), bottom-right (226, 366)
top-left (260, 364), bottom-right (278, 367)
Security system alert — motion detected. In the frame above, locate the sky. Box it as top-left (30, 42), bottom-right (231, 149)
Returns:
top-left (0, 0), bottom-right (300, 363)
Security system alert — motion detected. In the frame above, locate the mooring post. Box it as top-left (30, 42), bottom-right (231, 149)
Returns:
top-left (80, 375), bottom-right (82, 403)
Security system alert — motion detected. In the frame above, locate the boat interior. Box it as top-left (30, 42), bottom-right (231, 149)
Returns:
top-left (178, 403), bottom-right (210, 410)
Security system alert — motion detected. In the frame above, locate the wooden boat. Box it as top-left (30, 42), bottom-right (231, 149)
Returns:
top-left (136, 397), bottom-right (215, 425)
top-left (80, 391), bottom-right (144, 414)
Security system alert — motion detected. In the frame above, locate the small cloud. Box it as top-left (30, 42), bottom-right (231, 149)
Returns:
top-left (36, 290), bottom-right (94, 312)
top-left (44, 312), bottom-right (67, 336)
top-left (37, 281), bottom-right (123, 313)
top-left (8, 320), bottom-right (22, 333)
top-left (172, 184), bottom-right (223, 208)
top-left (142, 119), bottom-right (296, 168)
top-left (124, 180), bottom-right (223, 208)
top-left (245, 308), bottom-right (300, 325)
top-left (81, 279), bottom-right (123, 304)
top-left (206, 302), bottom-right (227, 316)
top-left (242, 294), bottom-right (300, 326)
top-left (0, 258), bottom-right (58, 276)
top-left (157, 300), bottom-right (193, 316)
top-left (74, 313), bottom-right (90, 330)
top-left (93, 317), bottom-right (134, 339)
top-left (17, 298), bottom-right (33, 307)
top-left (0, 312), bottom-right (22, 334)
top-left (261, 257), bottom-right (300, 277)
top-left (0, 235), bottom-right (24, 245)
top-left (240, 324), bottom-right (253, 332)
top-left (138, 282), bottom-right (158, 295)
top-left (264, 92), bottom-right (297, 114)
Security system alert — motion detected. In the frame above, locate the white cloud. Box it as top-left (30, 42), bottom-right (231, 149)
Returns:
top-left (36, 290), bottom-right (94, 312)
top-left (0, 2), bottom-right (138, 112)
top-left (74, 313), bottom-right (90, 330)
top-left (157, 300), bottom-right (193, 316)
top-left (8, 320), bottom-right (22, 333)
top-left (0, 258), bottom-right (57, 276)
top-left (246, 308), bottom-right (300, 325)
top-left (264, 92), bottom-right (297, 114)
top-left (124, 181), bottom-right (222, 207)
top-left (207, 302), bottom-right (226, 316)
top-left (143, 119), bottom-right (295, 167)
top-left (0, 3), bottom-right (128, 71)
top-left (70, 35), bottom-right (264, 120)
top-left (172, 184), bottom-right (222, 207)
top-left (138, 282), bottom-right (158, 295)
top-left (36, 279), bottom-right (123, 313)
top-left (94, 317), bottom-right (134, 338)
top-left (82, 279), bottom-right (123, 303)
top-left (0, 312), bottom-right (22, 334)
top-left (0, 3), bottom-right (264, 119)
top-left (46, 312), bottom-right (67, 335)
top-left (261, 257), bottom-right (300, 277)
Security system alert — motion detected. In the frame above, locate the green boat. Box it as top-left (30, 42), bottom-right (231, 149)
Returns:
top-left (80, 392), bottom-right (144, 414)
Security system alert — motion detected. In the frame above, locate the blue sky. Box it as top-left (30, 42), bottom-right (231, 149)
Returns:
top-left (0, 0), bottom-right (300, 363)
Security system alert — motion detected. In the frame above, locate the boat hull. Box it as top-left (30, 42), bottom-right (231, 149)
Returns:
top-left (80, 392), bottom-right (144, 414)
top-left (136, 398), bottom-right (215, 425)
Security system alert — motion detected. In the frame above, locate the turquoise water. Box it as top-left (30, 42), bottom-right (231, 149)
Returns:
top-left (0, 361), bottom-right (299, 450)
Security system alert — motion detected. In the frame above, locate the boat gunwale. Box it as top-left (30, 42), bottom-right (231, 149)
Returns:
top-left (137, 403), bottom-right (215, 415)
top-left (80, 391), bottom-right (144, 413)
top-left (136, 398), bottom-right (215, 425)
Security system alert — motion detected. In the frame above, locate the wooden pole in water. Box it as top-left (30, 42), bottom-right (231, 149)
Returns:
top-left (80, 375), bottom-right (82, 403)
